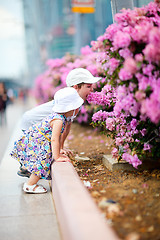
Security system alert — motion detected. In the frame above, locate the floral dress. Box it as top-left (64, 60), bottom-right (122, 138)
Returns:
top-left (10, 113), bottom-right (66, 180)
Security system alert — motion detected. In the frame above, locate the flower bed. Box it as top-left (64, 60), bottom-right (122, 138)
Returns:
top-left (67, 123), bottom-right (160, 240)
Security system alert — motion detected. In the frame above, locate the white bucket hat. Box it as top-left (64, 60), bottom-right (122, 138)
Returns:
top-left (52, 87), bottom-right (84, 113)
top-left (66, 68), bottom-right (102, 87)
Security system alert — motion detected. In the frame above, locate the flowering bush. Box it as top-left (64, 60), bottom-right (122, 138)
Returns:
top-left (89, 1), bottom-right (160, 168)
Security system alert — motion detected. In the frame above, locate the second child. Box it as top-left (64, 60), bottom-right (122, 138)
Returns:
top-left (10, 87), bottom-right (84, 194)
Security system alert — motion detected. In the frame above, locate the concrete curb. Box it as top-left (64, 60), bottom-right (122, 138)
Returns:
top-left (51, 162), bottom-right (119, 240)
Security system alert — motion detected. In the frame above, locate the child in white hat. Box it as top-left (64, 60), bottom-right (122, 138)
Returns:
top-left (10, 87), bottom-right (84, 193)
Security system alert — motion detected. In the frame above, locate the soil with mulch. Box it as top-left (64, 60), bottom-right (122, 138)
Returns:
top-left (66, 123), bottom-right (160, 240)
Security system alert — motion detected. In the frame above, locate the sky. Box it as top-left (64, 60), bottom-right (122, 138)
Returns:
top-left (0, 0), bottom-right (27, 79)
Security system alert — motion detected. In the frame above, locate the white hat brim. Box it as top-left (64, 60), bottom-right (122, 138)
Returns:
top-left (52, 97), bottom-right (84, 113)
top-left (67, 76), bottom-right (102, 86)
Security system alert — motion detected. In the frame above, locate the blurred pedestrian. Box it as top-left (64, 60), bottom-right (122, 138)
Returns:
top-left (0, 82), bottom-right (8, 125)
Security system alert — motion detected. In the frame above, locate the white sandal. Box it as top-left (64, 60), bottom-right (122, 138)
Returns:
top-left (23, 183), bottom-right (47, 194)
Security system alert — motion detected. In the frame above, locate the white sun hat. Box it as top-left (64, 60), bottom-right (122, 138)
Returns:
top-left (52, 87), bottom-right (84, 113)
top-left (66, 68), bottom-right (102, 87)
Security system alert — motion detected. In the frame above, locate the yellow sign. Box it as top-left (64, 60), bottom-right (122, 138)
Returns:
top-left (71, 0), bottom-right (95, 13)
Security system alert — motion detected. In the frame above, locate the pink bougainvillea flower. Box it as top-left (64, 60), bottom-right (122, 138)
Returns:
top-left (122, 153), bottom-right (142, 168)
top-left (143, 143), bottom-right (151, 151)
top-left (119, 68), bottom-right (133, 81)
top-left (111, 148), bottom-right (119, 159)
top-left (106, 118), bottom-right (115, 131)
top-left (113, 31), bottom-right (131, 50)
top-left (123, 57), bottom-right (137, 74)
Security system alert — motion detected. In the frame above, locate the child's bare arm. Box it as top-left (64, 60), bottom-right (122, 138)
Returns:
top-left (60, 122), bottom-right (71, 148)
top-left (50, 119), bottom-right (63, 160)
top-left (60, 122), bottom-right (74, 157)
top-left (50, 119), bottom-right (71, 162)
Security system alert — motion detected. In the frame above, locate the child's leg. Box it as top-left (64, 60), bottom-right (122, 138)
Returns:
top-left (27, 173), bottom-right (40, 186)
top-left (23, 173), bottom-right (47, 193)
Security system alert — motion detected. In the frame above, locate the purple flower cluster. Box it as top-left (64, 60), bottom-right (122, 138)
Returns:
top-left (90, 1), bottom-right (160, 167)
top-left (122, 153), bottom-right (142, 169)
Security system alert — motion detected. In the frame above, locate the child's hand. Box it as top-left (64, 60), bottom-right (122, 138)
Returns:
top-left (60, 148), bottom-right (73, 157)
top-left (56, 155), bottom-right (71, 162)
